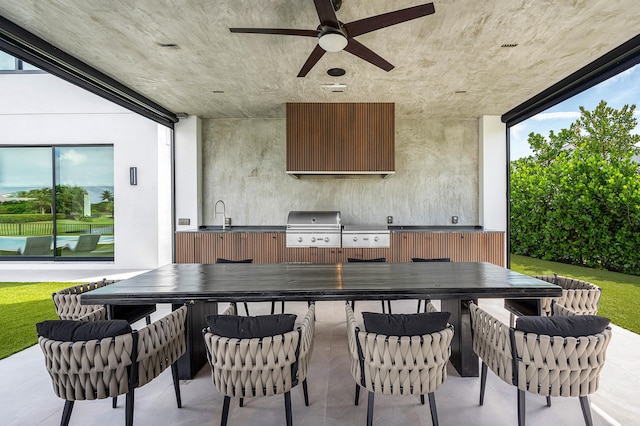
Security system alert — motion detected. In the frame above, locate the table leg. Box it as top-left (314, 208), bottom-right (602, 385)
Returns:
top-left (441, 298), bottom-right (478, 377)
top-left (173, 301), bottom-right (218, 380)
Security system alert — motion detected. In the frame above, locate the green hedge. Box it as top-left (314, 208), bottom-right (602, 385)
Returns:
top-left (511, 153), bottom-right (640, 275)
top-left (0, 214), bottom-right (55, 223)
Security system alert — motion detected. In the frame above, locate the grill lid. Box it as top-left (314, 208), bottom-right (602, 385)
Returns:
top-left (287, 211), bottom-right (341, 229)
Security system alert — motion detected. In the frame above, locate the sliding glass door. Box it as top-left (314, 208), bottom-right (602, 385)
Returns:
top-left (0, 145), bottom-right (114, 260)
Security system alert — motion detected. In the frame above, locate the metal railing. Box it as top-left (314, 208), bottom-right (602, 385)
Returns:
top-left (0, 222), bottom-right (113, 236)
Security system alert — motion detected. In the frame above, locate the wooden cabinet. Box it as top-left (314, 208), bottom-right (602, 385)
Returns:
top-left (286, 103), bottom-right (394, 175)
top-left (391, 232), bottom-right (504, 266)
top-left (175, 231), bottom-right (504, 266)
top-left (244, 233), bottom-right (283, 264)
top-left (283, 247), bottom-right (341, 264)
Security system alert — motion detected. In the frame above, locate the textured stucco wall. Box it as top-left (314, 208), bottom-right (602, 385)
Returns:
top-left (202, 118), bottom-right (478, 226)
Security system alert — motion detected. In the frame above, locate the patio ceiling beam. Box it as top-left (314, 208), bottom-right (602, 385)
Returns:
top-left (502, 33), bottom-right (640, 126)
top-left (0, 15), bottom-right (178, 129)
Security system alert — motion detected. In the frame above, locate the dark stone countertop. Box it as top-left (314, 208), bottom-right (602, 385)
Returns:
top-left (194, 226), bottom-right (286, 233)
top-left (179, 225), bottom-right (501, 233)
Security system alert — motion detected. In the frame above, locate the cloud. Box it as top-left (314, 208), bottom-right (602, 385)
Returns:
top-left (531, 111), bottom-right (580, 121)
top-left (59, 149), bottom-right (88, 165)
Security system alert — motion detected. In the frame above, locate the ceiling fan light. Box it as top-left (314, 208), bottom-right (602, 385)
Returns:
top-left (319, 33), bottom-right (348, 52)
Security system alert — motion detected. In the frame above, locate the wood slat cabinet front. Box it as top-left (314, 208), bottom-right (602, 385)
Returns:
top-left (243, 233), bottom-right (283, 264)
top-left (391, 232), bottom-right (505, 266)
top-left (175, 231), bottom-right (504, 266)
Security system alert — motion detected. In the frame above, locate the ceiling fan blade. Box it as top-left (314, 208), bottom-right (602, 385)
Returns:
top-left (344, 39), bottom-right (394, 72)
top-left (297, 45), bottom-right (327, 77)
top-left (230, 28), bottom-right (318, 37)
top-left (343, 3), bottom-right (435, 38)
top-left (313, 0), bottom-right (339, 27)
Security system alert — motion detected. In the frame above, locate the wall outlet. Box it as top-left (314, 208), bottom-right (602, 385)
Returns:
top-left (451, 216), bottom-right (458, 224)
top-left (387, 216), bottom-right (393, 224)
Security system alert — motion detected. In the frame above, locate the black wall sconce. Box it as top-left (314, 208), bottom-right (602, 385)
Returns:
top-left (130, 167), bottom-right (137, 185)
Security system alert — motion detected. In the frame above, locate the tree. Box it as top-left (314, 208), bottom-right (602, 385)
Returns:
top-left (55, 185), bottom-right (88, 216)
top-left (511, 101), bottom-right (640, 275)
top-left (101, 189), bottom-right (114, 203)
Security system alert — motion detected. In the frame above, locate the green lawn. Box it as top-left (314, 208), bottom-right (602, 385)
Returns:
top-left (511, 254), bottom-right (640, 334)
top-left (0, 282), bottom-right (74, 359)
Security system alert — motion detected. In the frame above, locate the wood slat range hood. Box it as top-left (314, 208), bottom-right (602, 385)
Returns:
top-left (286, 102), bottom-right (395, 178)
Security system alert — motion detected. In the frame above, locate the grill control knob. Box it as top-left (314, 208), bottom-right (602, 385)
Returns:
top-left (297, 237), bottom-right (303, 242)
top-left (311, 237), bottom-right (316, 243)
top-left (353, 236), bottom-right (358, 241)
top-left (374, 236), bottom-right (379, 242)
top-left (324, 237), bottom-right (329, 242)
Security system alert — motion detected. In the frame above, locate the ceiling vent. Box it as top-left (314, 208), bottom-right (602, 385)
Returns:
top-left (320, 83), bottom-right (347, 92)
top-left (501, 43), bottom-right (518, 48)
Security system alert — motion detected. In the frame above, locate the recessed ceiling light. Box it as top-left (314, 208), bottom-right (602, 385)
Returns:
top-left (501, 43), bottom-right (518, 48)
top-left (327, 68), bottom-right (346, 77)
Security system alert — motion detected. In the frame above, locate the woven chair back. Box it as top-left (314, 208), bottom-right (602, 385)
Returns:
top-left (535, 275), bottom-right (601, 316)
top-left (203, 303), bottom-right (315, 399)
top-left (38, 305), bottom-right (188, 401)
top-left (345, 303), bottom-right (453, 396)
top-left (52, 279), bottom-right (117, 321)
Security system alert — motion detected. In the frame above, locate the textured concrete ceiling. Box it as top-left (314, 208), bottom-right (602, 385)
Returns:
top-left (1, 1), bottom-right (639, 119)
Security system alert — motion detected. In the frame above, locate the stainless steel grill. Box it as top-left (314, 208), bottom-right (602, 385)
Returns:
top-left (341, 225), bottom-right (390, 248)
top-left (286, 211), bottom-right (341, 248)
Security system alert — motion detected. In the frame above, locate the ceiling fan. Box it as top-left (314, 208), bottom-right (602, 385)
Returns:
top-left (229, 0), bottom-right (435, 77)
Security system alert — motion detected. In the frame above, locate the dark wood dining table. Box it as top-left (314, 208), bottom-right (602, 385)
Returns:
top-left (81, 262), bottom-right (561, 379)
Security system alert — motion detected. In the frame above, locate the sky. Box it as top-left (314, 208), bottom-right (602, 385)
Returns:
top-left (510, 64), bottom-right (640, 160)
top-left (0, 146), bottom-right (113, 190)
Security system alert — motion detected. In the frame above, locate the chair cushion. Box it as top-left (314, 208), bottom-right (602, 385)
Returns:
top-left (347, 257), bottom-right (386, 262)
top-left (362, 311), bottom-right (451, 336)
top-left (36, 320), bottom-right (132, 341)
top-left (516, 315), bottom-right (610, 337)
top-left (216, 258), bottom-right (253, 263)
top-left (206, 313), bottom-right (297, 339)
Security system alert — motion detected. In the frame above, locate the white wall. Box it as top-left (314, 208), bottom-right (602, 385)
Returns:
top-left (174, 116), bottom-right (202, 230)
top-left (479, 115), bottom-right (507, 232)
top-left (0, 73), bottom-right (171, 269)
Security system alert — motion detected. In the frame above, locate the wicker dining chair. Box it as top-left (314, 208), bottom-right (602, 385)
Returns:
top-left (505, 274), bottom-right (602, 326)
top-left (203, 302), bottom-right (316, 426)
top-left (346, 302), bottom-right (453, 426)
top-left (37, 306), bottom-right (188, 426)
top-left (469, 302), bottom-right (612, 426)
top-left (52, 278), bottom-right (156, 324)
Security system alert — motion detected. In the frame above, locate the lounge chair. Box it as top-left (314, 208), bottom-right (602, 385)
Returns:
top-left (18, 235), bottom-right (52, 255)
top-left (65, 233), bottom-right (101, 252)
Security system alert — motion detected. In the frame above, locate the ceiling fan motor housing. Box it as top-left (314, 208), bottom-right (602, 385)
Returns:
top-left (318, 26), bottom-right (348, 52)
